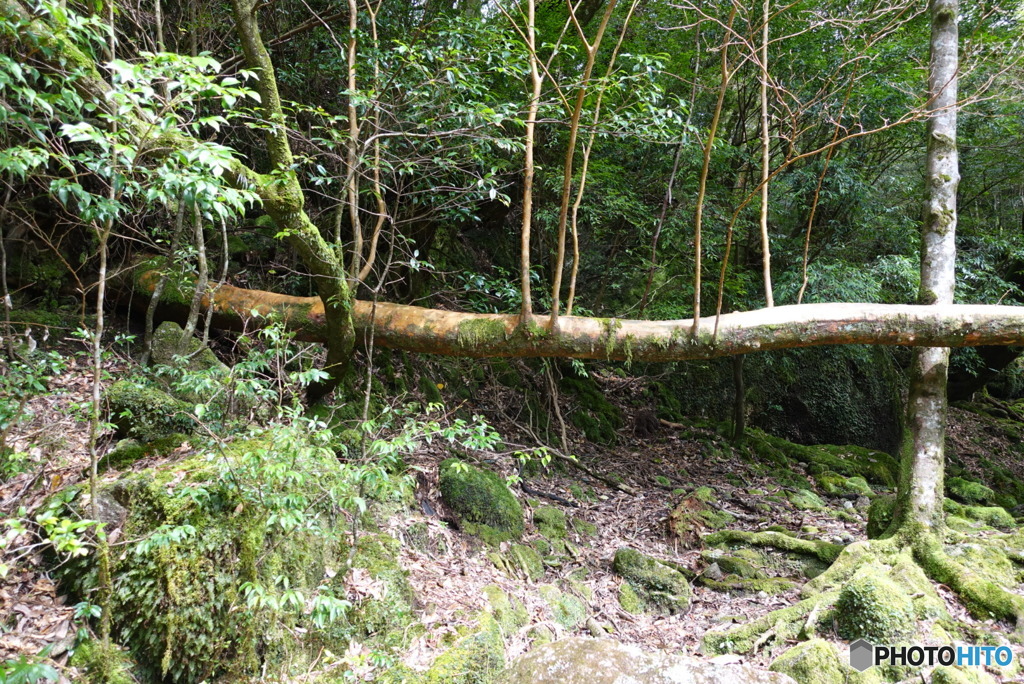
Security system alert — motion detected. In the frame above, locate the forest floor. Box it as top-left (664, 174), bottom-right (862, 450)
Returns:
top-left (3, 355), bottom-right (1024, 681)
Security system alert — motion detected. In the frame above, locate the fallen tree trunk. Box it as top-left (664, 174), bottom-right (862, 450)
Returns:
top-left (134, 268), bottom-right (1024, 362)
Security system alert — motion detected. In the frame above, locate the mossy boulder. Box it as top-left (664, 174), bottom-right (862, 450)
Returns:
top-left (612, 548), bottom-right (691, 614)
top-left (55, 429), bottom-right (415, 683)
top-left (947, 477), bottom-right (995, 505)
top-left (421, 613), bottom-right (506, 684)
top-left (769, 639), bottom-right (845, 684)
top-left (963, 505), bottom-right (1015, 529)
top-left (98, 434), bottom-right (189, 472)
top-left (150, 321), bottom-right (225, 374)
top-left (489, 544), bottom-right (544, 581)
top-left (617, 581), bottom-right (644, 614)
top-left (439, 459), bottom-right (524, 544)
top-left (866, 495), bottom-right (896, 539)
top-left (537, 584), bottom-right (587, 629)
top-left (835, 565), bottom-right (915, 643)
top-left (105, 380), bottom-right (195, 441)
top-left (788, 489), bottom-right (826, 511)
top-left (533, 506), bottom-right (567, 539)
top-left (815, 471), bottom-right (874, 498)
top-left (481, 585), bottom-right (529, 634)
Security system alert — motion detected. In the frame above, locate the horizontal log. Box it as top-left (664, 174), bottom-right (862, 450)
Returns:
top-left (134, 268), bottom-right (1024, 362)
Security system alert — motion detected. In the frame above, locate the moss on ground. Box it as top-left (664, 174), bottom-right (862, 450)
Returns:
top-left (69, 639), bottom-right (136, 684)
top-left (612, 547), bottom-right (691, 614)
top-left (419, 614), bottom-right (505, 684)
top-left (533, 506), bottom-right (567, 539)
top-left (105, 380), bottom-right (195, 441)
top-left (54, 432), bottom-right (415, 683)
top-left (98, 434), bottom-right (188, 472)
top-left (747, 430), bottom-right (898, 487)
top-left (481, 585), bottom-right (528, 634)
top-left (439, 459), bottom-right (523, 544)
top-left (835, 564), bottom-right (915, 643)
top-left (537, 584), bottom-right (587, 629)
top-left (947, 477), bottom-right (995, 505)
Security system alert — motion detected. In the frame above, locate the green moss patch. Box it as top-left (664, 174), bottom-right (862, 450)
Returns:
top-left (439, 459), bottom-right (523, 544)
top-left (105, 380), bottom-right (195, 441)
top-left (533, 506), bottom-right (567, 539)
top-left (947, 477), bottom-right (995, 505)
top-left (835, 564), bottom-right (915, 643)
top-left (612, 548), bottom-right (691, 615)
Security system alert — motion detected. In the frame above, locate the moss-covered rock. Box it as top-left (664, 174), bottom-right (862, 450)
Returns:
top-left (947, 477), bottom-right (995, 505)
top-left (105, 380), bottom-right (195, 441)
top-left (537, 584), bottom-right (587, 629)
top-left (931, 666), bottom-right (997, 684)
top-left (439, 459), bottom-right (523, 544)
top-left (768, 639), bottom-right (845, 684)
top-left (490, 544), bottom-right (544, 581)
top-left (788, 489), bottom-right (827, 511)
top-left (835, 565), bottom-right (915, 643)
top-left (481, 585), bottom-right (529, 634)
top-left (617, 581), bottom-right (644, 614)
top-left (962, 505), bottom-right (1016, 529)
top-left (533, 506), bottom-right (567, 539)
top-left (150, 321), bottom-right (225, 374)
top-left (421, 613), bottom-right (505, 684)
top-left (866, 495), bottom-right (896, 539)
top-left (612, 548), bottom-right (691, 614)
top-left (815, 471), bottom-right (875, 498)
top-left (98, 434), bottom-right (188, 472)
top-left (55, 430), bottom-right (415, 683)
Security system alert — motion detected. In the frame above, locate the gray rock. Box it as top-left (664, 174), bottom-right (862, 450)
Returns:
top-left (500, 638), bottom-right (797, 684)
top-left (151, 321), bottom-right (226, 373)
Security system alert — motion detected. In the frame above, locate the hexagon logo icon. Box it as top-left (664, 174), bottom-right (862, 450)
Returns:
top-left (849, 639), bottom-right (874, 672)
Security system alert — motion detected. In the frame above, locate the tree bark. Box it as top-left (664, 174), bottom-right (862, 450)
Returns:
top-left (132, 266), bottom-right (1024, 360)
top-left (891, 0), bottom-right (959, 535)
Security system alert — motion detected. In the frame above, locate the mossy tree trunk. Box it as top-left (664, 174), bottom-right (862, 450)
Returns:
top-left (888, 0), bottom-right (959, 537)
top-left (229, 0), bottom-right (355, 400)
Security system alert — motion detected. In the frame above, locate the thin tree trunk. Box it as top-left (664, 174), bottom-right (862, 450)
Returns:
top-left (693, 6), bottom-right (737, 333)
top-left (141, 202), bottom-right (186, 365)
top-left (180, 205), bottom-right (207, 349)
top-left (345, 0), bottom-right (363, 281)
top-left (549, 0), bottom-right (618, 331)
top-left (758, 0), bottom-right (774, 308)
top-left (731, 354), bottom-right (745, 442)
top-left (892, 0), bottom-right (959, 535)
top-left (519, 0), bottom-right (541, 320)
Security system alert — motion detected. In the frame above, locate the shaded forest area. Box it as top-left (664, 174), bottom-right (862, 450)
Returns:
top-left (2, 0), bottom-right (1024, 681)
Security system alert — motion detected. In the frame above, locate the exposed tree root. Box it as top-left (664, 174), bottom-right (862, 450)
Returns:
top-left (704, 529), bottom-right (843, 564)
top-left (912, 534), bottom-right (1024, 629)
top-left (702, 525), bottom-right (1024, 658)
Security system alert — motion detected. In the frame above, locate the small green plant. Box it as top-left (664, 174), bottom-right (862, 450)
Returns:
top-left (0, 350), bottom-right (67, 471)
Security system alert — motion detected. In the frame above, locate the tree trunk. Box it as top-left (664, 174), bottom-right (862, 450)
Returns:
top-left (131, 265), bottom-right (1024, 360)
top-left (890, 0), bottom-right (959, 535)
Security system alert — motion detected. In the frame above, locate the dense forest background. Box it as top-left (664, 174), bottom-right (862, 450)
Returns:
top-left (2, 0), bottom-right (1024, 682)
